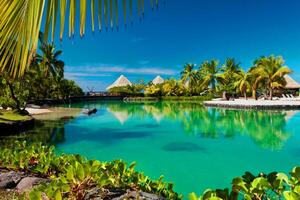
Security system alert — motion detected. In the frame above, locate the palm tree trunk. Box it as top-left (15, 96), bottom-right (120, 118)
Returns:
top-left (252, 89), bottom-right (257, 100)
top-left (269, 88), bottom-right (273, 100)
top-left (244, 90), bottom-right (247, 100)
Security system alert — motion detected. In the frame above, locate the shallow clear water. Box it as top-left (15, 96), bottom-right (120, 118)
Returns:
top-left (6, 101), bottom-right (300, 198)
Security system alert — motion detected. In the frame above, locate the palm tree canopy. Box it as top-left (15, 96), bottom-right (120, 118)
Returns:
top-left (199, 60), bottom-right (221, 90)
top-left (180, 63), bottom-right (198, 88)
top-left (251, 55), bottom-right (292, 89)
top-left (0, 0), bottom-right (159, 78)
top-left (233, 69), bottom-right (251, 93)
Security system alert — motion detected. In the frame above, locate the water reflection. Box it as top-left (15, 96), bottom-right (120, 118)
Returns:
top-left (106, 102), bottom-right (292, 150)
top-left (0, 101), bottom-right (296, 151)
top-left (0, 120), bottom-right (66, 146)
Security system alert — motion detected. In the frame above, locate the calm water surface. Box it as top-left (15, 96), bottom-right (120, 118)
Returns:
top-left (4, 101), bottom-right (300, 198)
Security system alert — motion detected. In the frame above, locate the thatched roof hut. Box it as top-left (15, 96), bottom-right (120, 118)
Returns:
top-left (106, 75), bottom-right (132, 90)
top-left (284, 75), bottom-right (300, 89)
top-left (152, 75), bottom-right (164, 85)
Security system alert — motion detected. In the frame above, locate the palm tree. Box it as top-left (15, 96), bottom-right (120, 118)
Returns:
top-left (199, 60), bottom-right (221, 91)
top-left (180, 63), bottom-right (198, 93)
top-left (233, 69), bottom-right (251, 99)
top-left (0, 0), bottom-right (159, 78)
top-left (36, 42), bottom-right (64, 80)
top-left (218, 58), bottom-right (242, 98)
top-left (251, 55), bottom-right (291, 100)
top-left (221, 58), bottom-right (241, 74)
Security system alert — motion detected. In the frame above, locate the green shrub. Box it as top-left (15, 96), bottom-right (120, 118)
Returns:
top-left (0, 141), bottom-right (181, 200)
top-left (190, 169), bottom-right (300, 200)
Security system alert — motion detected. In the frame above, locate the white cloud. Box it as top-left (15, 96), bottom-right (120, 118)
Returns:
top-left (64, 72), bottom-right (111, 79)
top-left (65, 64), bottom-right (178, 76)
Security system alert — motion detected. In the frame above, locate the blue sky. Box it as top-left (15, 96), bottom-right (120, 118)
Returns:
top-left (53, 0), bottom-right (300, 91)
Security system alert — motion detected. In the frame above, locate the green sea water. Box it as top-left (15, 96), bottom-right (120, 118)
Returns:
top-left (8, 101), bottom-right (300, 198)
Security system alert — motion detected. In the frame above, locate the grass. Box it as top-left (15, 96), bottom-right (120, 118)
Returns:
top-left (0, 110), bottom-right (31, 123)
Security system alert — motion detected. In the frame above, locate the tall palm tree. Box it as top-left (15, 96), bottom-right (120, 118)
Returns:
top-left (199, 60), bottom-right (221, 91)
top-left (36, 42), bottom-right (64, 80)
top-left (251, 55), bottom-right (291, 100)
top-left (0, 0), bottom-right (159, 78)
top-left (180, 63), bottom-right (198, 91)
top-left (233, 69), bottom-right (251, 99)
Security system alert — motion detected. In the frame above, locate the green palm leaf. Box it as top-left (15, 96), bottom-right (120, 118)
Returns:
top-left (0, 0), bottom-right (159, 78)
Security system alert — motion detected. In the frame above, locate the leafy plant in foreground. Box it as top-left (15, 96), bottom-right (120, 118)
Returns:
top-left (0, 141), bottom-right (181, 200)
top-left (189, 169), bottom-right (300, 200)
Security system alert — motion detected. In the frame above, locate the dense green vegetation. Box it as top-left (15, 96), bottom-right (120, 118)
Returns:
top-left (190, 168), bottom-right (300, 200)
top-left (0, 34), bottom-right (83, 111)
top-left (1, 141), bottom-right (300, 200)
top-left (0, 141), bottom-right (181, 200)
top-left (108, 56), bottom-right (291, 100)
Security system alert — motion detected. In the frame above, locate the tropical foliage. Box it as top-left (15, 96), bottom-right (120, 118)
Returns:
top-left (0, 38), bottom-right (83, 111)
top-left (190, 167), bottom-right (300, 200)
top-left (0, 141), bottom-right (181, 200)
top-left (147, 55), bottom-right (291, 99)
top-left (0, 0), bottom-right (160, 77)
top-left (108, 83), bottom-right (146, 96)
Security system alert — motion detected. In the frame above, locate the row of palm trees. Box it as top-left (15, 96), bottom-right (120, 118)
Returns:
top-left (180, 55), bottom-right (291, 100)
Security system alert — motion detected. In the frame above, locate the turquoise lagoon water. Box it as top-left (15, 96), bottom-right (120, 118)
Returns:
top-left (11, 101), bottom-right (300, 197)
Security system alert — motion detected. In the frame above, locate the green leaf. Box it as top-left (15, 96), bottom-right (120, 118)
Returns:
top-left (283, 191), bottom-right (300, 200)
top-left (76, 162), bottom-right (85, 180)
top-left (29, 190), bottom-right (42, 200)
top-left (291, 167), bottom-right (300, 180)
top-left (66, 166), bottom-right (74, 181)
top-left (188, 192), bottom-right (199, 200)
top-left (277, 172), bottom-right (289, 183)
top-left (54, 190), bottom-right (62, 200)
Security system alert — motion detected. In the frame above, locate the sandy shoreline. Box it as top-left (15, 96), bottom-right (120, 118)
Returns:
top-left (26, 107), bottom-right (83, 120)
top-left (26, 108), bottom-right (52, 115)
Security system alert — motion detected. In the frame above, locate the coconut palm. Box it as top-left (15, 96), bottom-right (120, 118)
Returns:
top-left (36, 41), bottom-right (64, 80)
top-left (221, 58), bottom-right (241, 74)
top-left (180, 63), bottom-right (199, 90)
top-left (251, 55), bottom-right (291, 100)
top-left (218, 58), bottom-right (242, 98)
top-left (199, 60), bottom-right (221, 91)
top-left (0, 0), bottom-right (159, 78)
top-left (233, 69), bottom-right (251, 99)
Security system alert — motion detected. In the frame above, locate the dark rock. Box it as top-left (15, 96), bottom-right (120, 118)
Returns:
top-left (16, 177), bottom-right (51, 192)
top-left (84, 188), bottom-right (101, 200)
top-left (111, 190), bottom-right (166, 200)
top-left (0, 171), bottom-right (22, 189)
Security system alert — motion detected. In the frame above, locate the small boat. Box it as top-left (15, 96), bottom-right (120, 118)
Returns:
top-left (82, 108), bottom-right (97, 115)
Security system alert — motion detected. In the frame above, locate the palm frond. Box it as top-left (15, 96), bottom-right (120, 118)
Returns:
top-left (0, 0), bottom-right (159, 78)
top-left (0, 0), bottom-right (44, 77)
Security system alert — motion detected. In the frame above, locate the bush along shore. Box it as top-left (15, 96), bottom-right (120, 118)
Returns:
top-left (2, 142), bottom-right (300, 200)
top-left (0, 142), bottom-right (181, 200)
